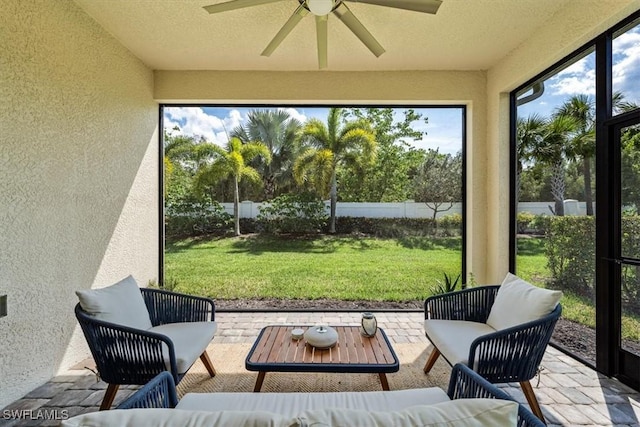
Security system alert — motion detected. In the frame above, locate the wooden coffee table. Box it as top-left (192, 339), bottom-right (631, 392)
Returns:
top-left (245, 325), bottom-right (399, 392)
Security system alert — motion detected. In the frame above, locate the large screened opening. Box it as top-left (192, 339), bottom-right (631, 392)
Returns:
top-left (160, 106), bottom-right (465, 310)
top-left (512, 11), bottom-right (640, 388)
top-left (514, 47), bottom-right (598, 364)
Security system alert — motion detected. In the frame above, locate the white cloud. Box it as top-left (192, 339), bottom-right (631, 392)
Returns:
top-left (549, 73), bottom-right (596, 96)
top-left (163, 107), bottom-right (244, 146)
top-left (613, 30), bottom-right (640, 103)
top-left (546, 55), bottom-right (596, 96)
top-left (279, 107), bottom-right (307, 123)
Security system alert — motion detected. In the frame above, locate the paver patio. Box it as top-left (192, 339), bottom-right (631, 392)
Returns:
top-left (1, 311), bottom-right (639, 426)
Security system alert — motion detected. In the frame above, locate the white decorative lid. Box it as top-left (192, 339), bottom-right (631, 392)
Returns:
top-left (304, 325), bottom-right (338, 349)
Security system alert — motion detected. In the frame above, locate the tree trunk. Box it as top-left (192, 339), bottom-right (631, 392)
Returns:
top-left (329, 170), bottom-right (337, 234)
top-left (583, 156), bottom-right (594, 216)
top-left (233, 176), bottom-right (240, 236)
top-left (264, 175), bottom-right (275, 200)
top-left (550, 161), bottom-right (565, 216)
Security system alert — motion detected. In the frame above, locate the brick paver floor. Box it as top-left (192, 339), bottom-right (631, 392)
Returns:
top-left (1, 311), bottom-right (639, 426)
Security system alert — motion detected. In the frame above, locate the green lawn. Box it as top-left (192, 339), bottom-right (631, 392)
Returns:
top-left (165, 235), bottom-right (462, 302)
top-left (166, 233), bottom-right (640, 341)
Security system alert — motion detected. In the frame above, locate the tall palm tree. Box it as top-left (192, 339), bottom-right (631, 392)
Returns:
top-left (293, 108), bottom-right (376, 233)
top-left (538, 115), bottom-right (577, 216)
top-left (195, 137), bottom-right (271, 236)
top-left (555, 95), bottom-right (595, 215)
top-left (231, 109), bottom-right (301, 200)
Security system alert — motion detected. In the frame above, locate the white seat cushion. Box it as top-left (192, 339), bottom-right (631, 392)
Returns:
top-left (486, 273), bottom-right (562, 331)
top-left (177, 388), bottom-right (451, 417)
top-left (424, 320), bottom-right (496, 366)
top-left (149, 322), bottom-right (217, 373)
top-left (76, 275), bottom-right (152, 330)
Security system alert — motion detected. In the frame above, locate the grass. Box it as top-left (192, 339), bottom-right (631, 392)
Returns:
top-left (165, 234), bottom-right (462, 302)
top-left (165, 233), bottom-right (640, 342)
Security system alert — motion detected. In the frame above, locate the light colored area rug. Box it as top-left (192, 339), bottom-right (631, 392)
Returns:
top-left (178, 343), bottom-right (451, 396)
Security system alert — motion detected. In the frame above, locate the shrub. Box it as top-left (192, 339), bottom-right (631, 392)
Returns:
top-left (257, 192), bottom-right (328, 234)
top-left (545, 215), bottom-right (595, 298)
top-left (438, 213), bottom-right (462, 237)
top-left (516, 212), bottom-right (536, 234)
top-left (621, 215), bottom-right (640, 315)
top-left (165, 194), bottom-right (232, 238)
top-left (334, 217), bottom-right (436, 237)
top-left (545, 214), bottom-right (640, 316)
top-left (528, 214), bottom-right (551, 235)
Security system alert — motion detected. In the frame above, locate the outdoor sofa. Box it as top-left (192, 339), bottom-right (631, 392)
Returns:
top-left (61, 364), bottom-right (544, 426)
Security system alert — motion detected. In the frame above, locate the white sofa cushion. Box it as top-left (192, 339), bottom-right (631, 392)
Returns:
top-left (61, 408), bottom-right (296, 427)
top-left (424, 320), bottom-right (496, 366)
top-left (486, 273), bottom-right (562, 331)
top-left (76, 275), bottom-right (152, 330)
top-left (150, 322), bottom-right (218, 373)
top-left (177, 388), bottom-right (451, 417)
top-left (61, 400), bottom-right (519, 427)
top-left (297, 399), bottom-right (519, 427)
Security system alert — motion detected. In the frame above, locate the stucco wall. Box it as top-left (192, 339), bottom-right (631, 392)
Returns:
top-left (0, 0), bottom-right (158, 408)
top-left (485, 0), bottom-right (640, 283)
top-left (155, 69), bottom-right (488, 282)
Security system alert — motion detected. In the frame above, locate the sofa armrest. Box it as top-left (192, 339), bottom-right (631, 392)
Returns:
top-left (468, 304), bottom-right (562, 383)
top-left (447, 364), bottom-right (545, 427)
top-left (141, 288), bottom-right (215, 325)
top-left (424, 286), bottom-right (499, 322)
top-left (75, 304), bottom-right (179, 385)
top-left (117, 372), bottom-right (178, 409)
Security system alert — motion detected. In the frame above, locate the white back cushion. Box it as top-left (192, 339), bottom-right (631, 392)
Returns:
top-left (486, 273), bottom-right (562, 331)
top-left (61, 408), bottom-right (295, 427)
top-left (76, 275), bottom-right (152, 330)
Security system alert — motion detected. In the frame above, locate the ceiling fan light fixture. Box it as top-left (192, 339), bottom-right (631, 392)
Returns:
top-left (307, 0), bottom-right (334, 16)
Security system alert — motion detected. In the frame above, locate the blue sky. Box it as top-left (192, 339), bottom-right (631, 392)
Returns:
top-left (164, 106), bottom-right (464, 155)
top-left (517, 22), bottom-right (640, 118)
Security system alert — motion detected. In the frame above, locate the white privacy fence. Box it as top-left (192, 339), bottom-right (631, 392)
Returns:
top-left (222, 201), bottom-right (462, 219)
top-left (517, 200), bottom-right (591, 216)
top-left (218, 200), bottom-right (589, 219)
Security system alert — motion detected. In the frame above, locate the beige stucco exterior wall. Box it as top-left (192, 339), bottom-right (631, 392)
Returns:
top-left (0, 0), bottom-right (158, 408)
top-left (156, 70), bottom-right (488, 282)
top-left (485, 0), bottom-right (640, 283)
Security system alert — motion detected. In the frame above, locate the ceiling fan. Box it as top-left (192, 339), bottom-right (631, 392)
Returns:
top-left (203, 0), bottom-right (442, 69)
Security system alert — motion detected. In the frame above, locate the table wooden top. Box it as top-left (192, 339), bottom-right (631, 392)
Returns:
top-left (245, 325), bottom-right (399, 373)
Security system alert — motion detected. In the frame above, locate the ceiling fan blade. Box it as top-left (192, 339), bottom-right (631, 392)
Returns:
top-left (203, 0), bottom-right (286, 14)
top-left (345, 0), bottom-right (442, 14)
top-left (316, 15), bottom-right (328, 69)
top-left (261, 4), bottom-right (309, 57)
top-left (333, 3), bottom-right (385, 57)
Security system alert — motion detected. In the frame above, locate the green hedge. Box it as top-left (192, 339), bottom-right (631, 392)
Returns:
top-left (334, 214), bottom-right (461, 238)
top-left (545, 215), bottom-right (640, 316)
top-left (165, 195), bottom-right (232, 238)
top-left (545, 216), bottom-right (595, 298)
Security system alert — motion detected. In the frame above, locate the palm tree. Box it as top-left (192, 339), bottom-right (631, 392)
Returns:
top-left (231, 109), bottom-right (301, 200)
top-left (293, 108), bottom-right (376, 233)
top-left (538, 115), bottom-right (577, 216)
top-left (516, 114), bottom-right (546, 202)
top-left (195, 137), bottom-right (271, 236)
top-left (555, 95), bottom-right (595, 215)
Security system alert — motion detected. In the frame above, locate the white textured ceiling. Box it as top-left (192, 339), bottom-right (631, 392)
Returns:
top-left (72, 0), bottom-right (573, 71)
